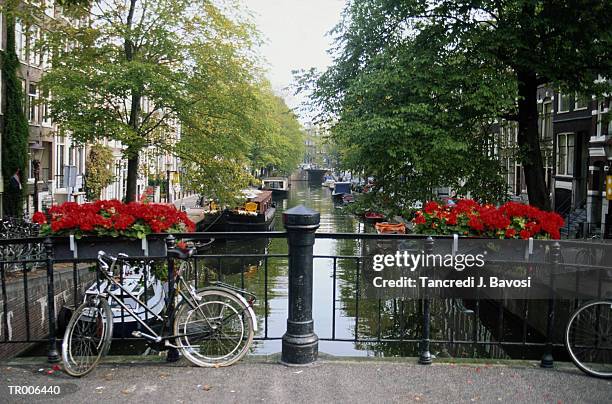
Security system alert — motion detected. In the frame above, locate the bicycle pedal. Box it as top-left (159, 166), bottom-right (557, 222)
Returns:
top-left (132, 331), bottom-right (142, 338)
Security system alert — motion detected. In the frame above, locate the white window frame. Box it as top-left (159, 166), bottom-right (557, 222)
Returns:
top-left (0, 12), bottom-right (4, 50)
top-left (558, 92), bottom-right (571, 113)
top-left (15, 19), bottom-right (27, 62)
top-left (28, 83), bottom-right (39, 123)
top-left (556, 133), bottom-right (575, 177)
top-left (42, 90), bottom-right (52, 127)
top-left (574, 93), bottom-right (588, 111)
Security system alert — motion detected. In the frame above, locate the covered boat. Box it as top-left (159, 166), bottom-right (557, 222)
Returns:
top-left (224, 189), bottom-right (276, 231)
top-left (261, 177), bottom-right (290, 197)
top-left (332, 182), bottom-right (352, 202)
top-left (84, 259), bottom-right (165, 337)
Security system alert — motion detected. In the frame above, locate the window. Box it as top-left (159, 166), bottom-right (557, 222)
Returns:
top-left (558, 92), bottom-right (571, 113)
top-left (45, 0), bottom-right (55, 17)
top-left (0, 12), bottom-right (3, 50)
top-left (29, 25), bottom-right (41, 65)
top-left (15, 19), bottom-right (26, 61)
top-left (28, 83), bottom-right (38, 123)
top-left (574, 93), bottom-right (588, 110)
top-left (540, 101), bottom-right (553, 141)
top-left (557, 133), bottom-right (575, 176)
top-left (42, 89), bottom-right (51, 126)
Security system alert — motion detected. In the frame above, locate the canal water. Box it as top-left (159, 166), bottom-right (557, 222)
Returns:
top-left (21, 180), bottom-right (547, 359)
top-left (205, 181), bottom-right (545, 359)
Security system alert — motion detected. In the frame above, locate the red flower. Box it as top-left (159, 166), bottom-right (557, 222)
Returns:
top-left (519, 229), bottom-right (531, 240)
top-left (424, 201), bottom-right (440, 214)
top-left (414, 214), bottom-right (426, 225)
top-left (505, 228), bottom-right (516, 238)
top-left (32, 211), bottom-right (47, 224)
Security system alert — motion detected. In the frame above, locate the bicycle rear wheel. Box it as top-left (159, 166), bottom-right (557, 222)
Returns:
top-left (174, 289), bottom-right (254, 367)
top-left (62, 297), bottom-right (113, 377)
top-left (565, 300), bottom-right (612, 378)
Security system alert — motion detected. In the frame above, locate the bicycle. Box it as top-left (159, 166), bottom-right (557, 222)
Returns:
top-left (61, 247), bottom-right (257, 377)
top-left (565, 299), bottom-right (612, 378)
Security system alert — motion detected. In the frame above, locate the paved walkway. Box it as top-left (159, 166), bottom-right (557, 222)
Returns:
top-left (1, 356), bottom-right (610, 403)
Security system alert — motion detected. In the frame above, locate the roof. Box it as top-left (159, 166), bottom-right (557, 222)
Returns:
top-left (250, 190), bottom-right (273, 203)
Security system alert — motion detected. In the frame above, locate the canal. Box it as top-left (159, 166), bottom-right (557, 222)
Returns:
top-left (20, 180), bottom-right (550, 360)
top-left (204, 181), bottom-right (547, 360)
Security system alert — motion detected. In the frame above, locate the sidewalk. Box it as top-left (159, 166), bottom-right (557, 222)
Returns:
top-left (1, 355), bottom-right (610, 403)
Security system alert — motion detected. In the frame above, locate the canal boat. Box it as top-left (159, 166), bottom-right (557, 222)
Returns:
top-left (364, 211), bottom-right (385, 223)
top-left (83, 259), bottom-right (165, 337)
top-left (322, 175), bottom-right (335, 188)
top-left (374, 222), bottom-right (406, 234)
top-left (224, 189), bottom-right (276, 231)
top-left (261, 177), bottom-right (290, 197)
top-left (332, 182), bottom-right (352, 202)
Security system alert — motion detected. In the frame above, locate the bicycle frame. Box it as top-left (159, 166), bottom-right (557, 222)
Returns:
top-left (94, 252), bottom-right (256, 344)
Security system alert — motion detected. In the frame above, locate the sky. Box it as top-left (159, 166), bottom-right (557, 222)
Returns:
top-left (244, 0), bottom-right (346, 120)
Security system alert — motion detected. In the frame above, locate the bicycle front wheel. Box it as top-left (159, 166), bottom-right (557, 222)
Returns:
top-left (62, 297), bottom-right (113, 377)
top-left (174, 289), bottom-right (254, 367)
top-left (565, 300), bottom-right (612, 378)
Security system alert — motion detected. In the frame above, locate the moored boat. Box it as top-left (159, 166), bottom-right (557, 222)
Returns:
top-left (261, 177), bottom-right (290, 197)
top-left (224, 189), bottom-right (276, 231)
top-left (375, 222), bottom-right (406, 234)
top-left (84, 259), bottom-right (165, 337)
top-left (332, 182), bottom-right (352, 202)
top-left (364, 211), bottom-right (385, 223)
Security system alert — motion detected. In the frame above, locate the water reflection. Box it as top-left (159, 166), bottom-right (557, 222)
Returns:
top-left (203, 181), bottom-right (538, 359)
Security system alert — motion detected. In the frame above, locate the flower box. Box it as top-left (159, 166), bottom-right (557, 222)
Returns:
top-left (33, 200), bottom-right (195, 260)
top-left (51, 235), bottom-right (168, 261)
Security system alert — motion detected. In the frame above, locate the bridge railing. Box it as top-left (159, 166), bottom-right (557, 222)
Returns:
top-left (0, 205), bottom-right (611, 368)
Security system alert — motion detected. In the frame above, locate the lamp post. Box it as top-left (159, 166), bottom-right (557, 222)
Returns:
top-left (166, 161), bottom-right (173, 203)
top-left (30, 142), bottom-right (45, 213)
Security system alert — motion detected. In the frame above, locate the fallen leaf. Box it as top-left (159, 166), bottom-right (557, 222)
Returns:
top-left (52, 364), bottom-right (61, 371)
top-left (203, 385), bottom-right (211, 391)
top-left (214, 364), bottom-right (220, 369)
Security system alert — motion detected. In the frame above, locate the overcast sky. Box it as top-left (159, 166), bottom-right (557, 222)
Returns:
top-left (244, 0), bottom-right (346, 116)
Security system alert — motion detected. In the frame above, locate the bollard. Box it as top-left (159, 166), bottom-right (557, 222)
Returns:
top-left (44, 238), bottom-right (60, 363)
top-left (165, 235), bottom-right (180, 362)
top-left (541, 241), bottom-right (560, 368)
top-left (419, 236), bottom-right (433, 365)
top-left (281, 205), bottom-right (320, 365)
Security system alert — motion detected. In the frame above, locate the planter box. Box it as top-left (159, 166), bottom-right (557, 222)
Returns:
top-left (51, 236), bottom-right (167, 260)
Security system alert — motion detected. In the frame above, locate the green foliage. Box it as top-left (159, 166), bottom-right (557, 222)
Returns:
top-left (84, 144), bottom-right (115, 201)
top-left (302, 0), bottom-right (612, 211)
top-left (249, 86), bottom-right (304, 176)
top-left (39, 0), bottom-right (264, 202)
top-left (1, 6), bottom-right (29, 217)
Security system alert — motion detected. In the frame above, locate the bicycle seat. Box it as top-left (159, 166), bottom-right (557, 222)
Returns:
top-left (167, 248), bottom-right (195, 260)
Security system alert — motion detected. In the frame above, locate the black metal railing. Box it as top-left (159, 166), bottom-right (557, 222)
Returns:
top-left (1, 206), bottom-right (611, 368)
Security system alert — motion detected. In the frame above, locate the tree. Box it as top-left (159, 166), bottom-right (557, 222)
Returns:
top-left (40, 0), bottom-right (261, 202)
top-left (84, 144), bottom-right (115, 201)
top-left (248, 87), bottom-right (304, 177)
top-left (1, 1), bottom-right (30, 217)
top-left (304, 0), bottom-right (612, 210)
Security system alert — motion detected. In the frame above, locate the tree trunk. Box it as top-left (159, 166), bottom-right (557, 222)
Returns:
top-left (123, 0), bottom-right (140, 202)
top-left (516, 70), bottom-right (551, 211)
top-left (125, 153), bottom-right (139, 202)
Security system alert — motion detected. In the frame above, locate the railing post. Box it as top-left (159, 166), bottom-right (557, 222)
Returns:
top-left (419, 236), bottom-right (433, 365)
top-left (281, 205), bottom-right (320, 365)
top-left (44, 238), bottom-right (59, 363)
top-left (541, 241), bottom-right (560, 368)
top-left (165, 235), bottom-right (180, 362)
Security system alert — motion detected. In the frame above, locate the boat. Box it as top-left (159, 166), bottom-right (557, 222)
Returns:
top-left (192, 197), bottom-right (224, 232)
top-left (224, 189), bottom-right (276, 231)
top-left (364, 212), bottom-right (385, 223)
top-left (342, 194), bottom-right (355, 204)
top-left (322, 175), bottom-right (335, 188)
top-left (261, 177), bottom-right (290, 197)
top-left (332, 182), bottom-right (352, 202)
top-left (375, 222), bottom-right (406, 234)
top-left (83, 259), bottom-right (165, 337)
